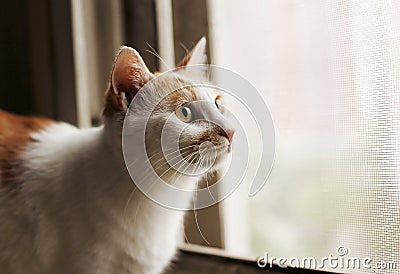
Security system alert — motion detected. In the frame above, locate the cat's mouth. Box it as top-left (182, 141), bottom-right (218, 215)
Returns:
top-left (172, 126), bottom-right (234, 175)
top-left (178, 143), bottom-right (221, 159)
top-left (213, 142), bottom-right (231, 154)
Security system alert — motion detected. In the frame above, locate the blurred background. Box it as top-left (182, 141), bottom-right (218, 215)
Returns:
top-left (1, 1), bottom-right (400, 273)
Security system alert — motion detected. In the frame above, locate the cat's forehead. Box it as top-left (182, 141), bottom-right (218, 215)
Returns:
top-left (148, 72), bottom-right (216, 113)
top-left (156, 72), bottom-right (213, 101)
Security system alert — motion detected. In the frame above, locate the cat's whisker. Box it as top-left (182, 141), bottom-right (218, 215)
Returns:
top-left (121, 144), bottom-right (197, 174)
top-left (132, 153), bottom-right (198, 225)
top-left (126, 150), bottom-right (194, 230)
top-left (153, 149), bottom-right (198, 176)
top-left (120, 149), bottom-right (164, 173)
top-left (127, 150), bottom-right (196, 227)
top-left (170, 156), bottom-right (192, 186)
top-left (124, 147), bottom-right (197, 217)
top-left (123, 185), bottom-right (138, 220)
top-left (205, 159), bottom-right (217, 202)
top-left (180, 153), bottom-right (198, 175)
top-left (123, 148), bottom-right (200, 232)
top-left (146, 144), bottom-right (197, 163)
top-left (144, 145), bottom-right (196, 169)
top-left (179, 42), bottom-right (190, 56)
top-left (127, 188), bottom-right (147, 236)
top-left (168, 151), bottom-right (199, 182)
top-left (138, 150), bottom-right (199, 191)
top-left (123, 150), bottom-right (198, 223)
top-left (194, 154), bottom-right (206, 172)
top-left (145, 43), bottom-right (171, 71)
top-left (192, 171), bottom-right (211, 246)
top-left (175, 149), bottom-right (211, 250)
top-left (170, 151), bottom-right (201, 186)
top-left (173, 153), bottom-right (203, 187)
top-left (194, 154), bottom-right (204, 170)
top-left (189, 150), bottom-right (217, 244)
top-left (125, 154), bottom-right (195, 231)
top-left (181, 215), bottom-right (191, 245)
top-left (161, 151), bottom-right (198, 178)
top-left (123, 150), bottom-right (197, 223)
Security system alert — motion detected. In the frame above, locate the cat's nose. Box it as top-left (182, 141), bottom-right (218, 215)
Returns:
top-left (219, 128), bottom-right (235, 143)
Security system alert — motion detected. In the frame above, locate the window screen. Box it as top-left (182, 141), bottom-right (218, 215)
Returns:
top-left (209, 1), bottom-right (400, 273)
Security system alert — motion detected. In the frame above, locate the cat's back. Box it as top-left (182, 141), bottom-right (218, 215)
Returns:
top-left (0, 110), bottom-right (54, 194)
top-left (0, 109), bottom-right (53, 153)
top-left (0, 109), bottom-right (52, 133)
top-left (0, 110), bottom-right (53, 147)
top-left (0, 110), bottom-right (101, 274)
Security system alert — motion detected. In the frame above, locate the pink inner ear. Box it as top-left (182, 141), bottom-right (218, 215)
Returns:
top-left (112, 47), bottom-right (153, 95)
top-left (177, 54), bottom-right (191, 68)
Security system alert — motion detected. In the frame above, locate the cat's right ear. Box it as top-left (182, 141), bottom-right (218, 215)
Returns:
top-left (177, 37), bottom-right (207, 67)
top-left (104, 47), bottom-right (154, 115)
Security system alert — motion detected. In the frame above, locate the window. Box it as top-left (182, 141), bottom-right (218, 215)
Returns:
top-left (209, 1), bottom-right (400, 273)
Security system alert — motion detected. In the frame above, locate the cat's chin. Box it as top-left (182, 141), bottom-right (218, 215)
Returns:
top-left (207, 149), bottom-right (231, 172)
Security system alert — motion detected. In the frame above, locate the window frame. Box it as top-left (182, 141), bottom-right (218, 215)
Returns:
top-left (50, 1), bottom-right (339, 273)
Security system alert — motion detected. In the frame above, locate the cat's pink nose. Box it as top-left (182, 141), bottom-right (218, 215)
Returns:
top-left (219, 128), bottom-right (235, 143)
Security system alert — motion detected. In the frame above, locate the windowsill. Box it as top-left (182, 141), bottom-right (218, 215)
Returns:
top-left (164, 244), bottom-right (334, 274)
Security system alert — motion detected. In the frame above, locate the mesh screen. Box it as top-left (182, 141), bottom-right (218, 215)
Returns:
top-left (210, 1), bottom-right (400, 273)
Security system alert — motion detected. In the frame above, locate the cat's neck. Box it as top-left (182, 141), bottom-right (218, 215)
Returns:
top-left (24, 120), bottom-right (195, 215)
top-left (14, 120), bottom-right (189, 274)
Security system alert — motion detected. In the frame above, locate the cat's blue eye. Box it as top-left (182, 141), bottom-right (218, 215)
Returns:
top-left (175, 106), bottom-right (192, 123)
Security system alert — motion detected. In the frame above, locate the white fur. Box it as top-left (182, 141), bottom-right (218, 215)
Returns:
top-left (187, 37), bottom-right (207, 66)
top-left (0, 122), bottom-right (192, 274)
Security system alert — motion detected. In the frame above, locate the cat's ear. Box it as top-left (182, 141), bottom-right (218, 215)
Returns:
top-left (105, 46), bottom-right (154, 114)
top-left (177, 37), bottom-right (207, 67)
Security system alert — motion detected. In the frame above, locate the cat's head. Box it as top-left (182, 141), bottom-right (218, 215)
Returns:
top-left (104, 38), bottom-right (234, 181)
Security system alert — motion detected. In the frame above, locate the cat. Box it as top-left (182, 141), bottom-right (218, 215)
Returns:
top-left (0, 37), bottom-right (235, 274)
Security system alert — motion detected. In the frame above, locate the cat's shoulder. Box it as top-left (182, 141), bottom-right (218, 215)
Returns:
top-left (0, 110), bottom-right (58, 194)
top-left (0, 110), bottom-right (55, 145)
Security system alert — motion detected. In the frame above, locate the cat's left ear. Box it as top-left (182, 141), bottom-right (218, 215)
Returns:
top-left (105, 47), bottom-right (154, 115)
top-left (177, 37), bottom-right (207, 67)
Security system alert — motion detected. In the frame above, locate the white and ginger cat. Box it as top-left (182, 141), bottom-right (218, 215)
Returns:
top-left (0, 38), bottom-right (234, 274)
